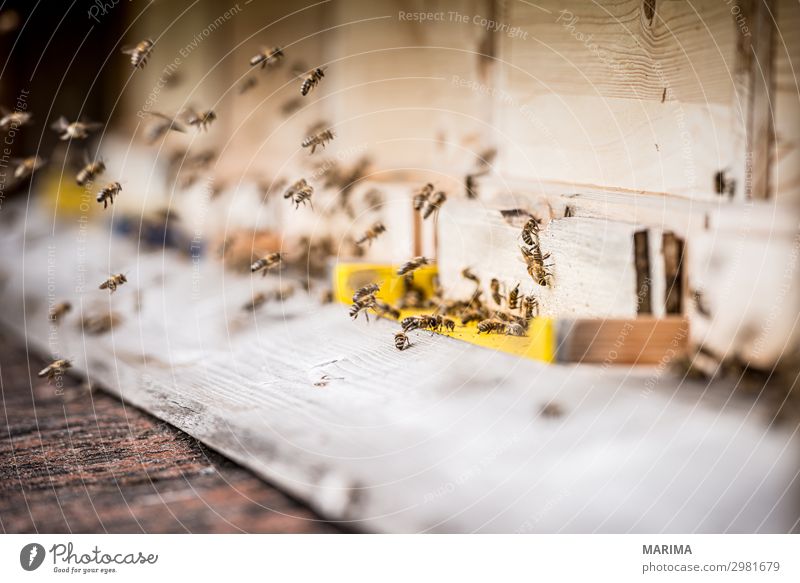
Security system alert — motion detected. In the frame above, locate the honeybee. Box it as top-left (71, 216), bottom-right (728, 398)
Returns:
top-left (505, 322), bottom-right (527, 336)
top-left (540, 402), bottom-right (564, 418)
top-left (238, 76), bottom-right (258, 95)
top-left (522, 295), bottom-right (538, 319)
top-left (477, 319), bottom-right (506, 334)
top-left (82, 311), bottom-right (119, 335)
top-left (13, 156), bottom-right (45, 180)
top-left (521, 217), bottom-right (541, 246)
top-left (490, 278), bottom-right (503, 306)
top-left (461, 267), bottom-right (480, 286)
top-left (401, 315), bottom-right (424, 332)
top-left (0, 108), bottom-right (32, 131)
top-left (144, 112), bottom-right (187, 143)
top-left (520, 244), bottom-right (554, 287)
top-left (249, 46), bottom-right (284, 69)
top-left (353, 283), bottom-right (380, 303)
top-left (461, 310), bottom-right (484, 325)
top-left (300, 67), bottom-right (326, 96)
top-left (422, 191), bottom-right (446, 220)
top-left (508, 283), bottom-right (520, 310)
top-left (283, 178), bottom-right (314, 209)
top-left (38, 358), bottom-right (72, 380)
top-left (374, 300), bottom-right (400, 320)
top-left (356, 222), bottom-right (386, 246)
top-left (441, 317), bottom-right (456, 332)
top-left (96, 181), bottom-right (122, 208)
top-left (273, 284), bottom-right (295, 301)
top-left (349, 296), bottom-right (376, 320)
top-left (301, 128), bottom-right (335, 154)
top-left (50, 116), bottom-right (103, 140)
top-left (413, 183), bottom-right (434, 211)
top-left (99, 273), bottom-right (128, 293)
top-left (397, 256), bottom-right (429, 276)
top-left (250, 252), bottom-right (283, 276)
top-left (394, 331), bottom-right (410, 351)
top-left (49, 301), bottom-right (72, 323)
top-left (243, 292), bottom-right (268, 312)
top-left (76, 155), bottom-right (105, 186)
top-left (182, 108), bottom-right (217, 131)
top-left (122, 38), bottom-right (154, 69)
top-left (281, 97), bottom-right (303, 116)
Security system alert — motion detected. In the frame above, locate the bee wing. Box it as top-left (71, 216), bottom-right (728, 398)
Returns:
top-left (81, 120), bottom-right (104, 132)
top-left (148, 111), bottom-right (187, 133)
top-left (120, 43), bottom-right (139, 55)
top-left (50, 116), bottom-right (68, 132)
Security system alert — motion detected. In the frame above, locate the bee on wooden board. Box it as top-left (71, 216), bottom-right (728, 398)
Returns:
top-left (50, 116), bottom-right (103, 140)
top-left (182, 107), bottom-right (217, 131)
top-left (413, 183), bottom-right (434, 211)
top-left (13, 156), bottom-right (45, 180)
top-left (144, 112), bottom-right (187, 143)
top-left (394, 331), bottom-right (410, 351)
top-left (301, 128), bottom-right (335, 154)
top-left (401, 315), bottom-right (424, 332)
top-left (122, 38), bottom-right (154, 69)
top-left (490, 278), bottom-right (503, 306)
top-left (96, 182), bottom-right (122, 209)
top-left (38, 358), bottom-right (72, 380)
top-left (300, 67), bottom-right (326, 96)
top-left (461, 309), bottom-right (484, 325)
top-left (0, 107), bottom-right (32, 131)
top-left (250, 252), bottom-right (283, 276)
top-left (283, 178), bottom-right (314, 209)
top-left (477, 318), bottom-right (506, 334)
top-left (522, 294), bottom-right (538, 319)
top-left (76, 154), bottom-right (105, 186)
top-left (422, 190), bottom-right (446, 220)
top-left (99, 273), bottom-right (128, 293)
top-left (49, 301), bottom-right (72, 323)
top-left (356, 222), bottom-right (386, 246)
top-left (249, 46), bottom-right (284, 69)
top-left (521, 217), bottom-right (541, 246)
top-left (520, 243), bottom-right (554, 287)
top-left (508, 283), bottom-right (520, 311)
top-left (397, 256), bottom-right (429, 276)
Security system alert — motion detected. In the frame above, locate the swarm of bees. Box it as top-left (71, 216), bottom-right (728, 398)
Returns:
top-left (96, 181), bottom-right (122, 209)
top-left (356, 222), bottom-right (386, 246)
top-left (300, 67), bottom-right (326, 96)
top-left (284, 178), bottom-right (314, 209)
top-left (122, 38), bottom-right (155, 69)
top-left (38, 358), bottom-right (72, 380)
top-left (302, 128), bottom-right (335, 154)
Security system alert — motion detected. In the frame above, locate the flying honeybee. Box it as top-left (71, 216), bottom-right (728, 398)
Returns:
top-left (374, 300), bottom-right (400, 320)
top-left (422, 190), bottom-right (446, 220)
top-left (490, 278), bottom-right (503, 305)
top-left (13, 156), bottom-right (45, 180)
top-left (144, 112), bottom-right (187, 143)
top-left (520, 243), bottom-right (554, 287)
top-left (238, 76), bottom-right (258, 95)
top-left (182, 107), bottom-right (217, 131)
top-left (49, 301), bottom-right (72, 323)
top-left (353, 283), bottom-right (380, 303)
top-left (283, 178), bottom-right (314, 209)
top-left (38, 358), bottom-right (72, 380)
top-left (300, 67), bottom-right (326, 96)
top-left (397, 256), bottom-right (429, 276)
top-left (413, 183), bottom-right (434, 211)
top-left (349, 296), bottom-right (376, 320)
top-left (96, 181), bottom-right (122, 208)
top-left (82, 311), bottom-right (119, 335)
top-left (122, 38), bottom-right (154, 69)
top-left (356, 222), bottom-right (386, 246)
top-left (461, 267), bottom-right (480, 286)
top-left (394, 331), bottom-right (410, 351)
top-left (76, 154), bottom-right (105, 186)
top-left (508, 283), bottom-right (520, 310)
top-left (521, 217), bottom-right (541, 246)
top-left (249, 46), bottom-right (284, 69)
top-left (250, 252), bottom-right (283, 276)
top-left (301, 128), bottom-right (335, 154)
top-left (243, 292), bottom-right (268, 312)
top-left (50, 116), bottom-right (103, 140)
top-left (99, 273), bottom-right (128, 293)
top-left (0, 107), bottom-right (32, 131)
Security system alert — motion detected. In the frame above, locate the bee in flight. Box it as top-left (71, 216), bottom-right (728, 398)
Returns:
top-left (38, 358), bottom-right (72, 380)
top-left (300, 67), bottom-right (326, 96)
top-left (50, 116), bottom-right (103, 140)
top-left (356, 222), bottom-right (386, 246)
top-left (49, 301), bottom-right (72, 324)
top-left (461, 267), bottom-right (480, 286)
top-left (238, 76), bottom-right (258, 95)
top-left (301, 128), bottom-right (335, 154)
top-left (413, 183), bottom-right (434, 211)
top-left (249, 46), bottom-right (284, 69)
top-left (0, 107), bottom-right (32, 131)
top-left (283, 178), bottom-right (314, 209)
top-left (76, 153), bottom-right (105, 186)
top-left (122, 38), bottom-right (154, 69)
top-left (12, 156), bottom-right (45, 180)
top-left (394, 331), bottom-right (410, 351)
top-left (99, 273), bottom-right (128, 293)
top-left (422, 191), bottom-right (446, 220)
top-left (144, 112), bottom-right (187, 144)
top-left (353, 283), bottom-right (380, 303)
top-left (250, 252), bottom-right (283, 276)
top-left (96, 181), bottom-right (122, 208)
top-left (397, 256), bottom-right (429, 276)
top-left (181, 107), bottom-right (217, 131)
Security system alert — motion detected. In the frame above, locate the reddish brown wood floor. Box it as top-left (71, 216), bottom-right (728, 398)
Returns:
top-left (0, 328), bottom-right (343, 533)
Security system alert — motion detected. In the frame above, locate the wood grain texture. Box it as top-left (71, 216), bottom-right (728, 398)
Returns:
top-left (0, 329), bottom-right (342, 534)
top-left (1, 203), bottom-right (797, 533)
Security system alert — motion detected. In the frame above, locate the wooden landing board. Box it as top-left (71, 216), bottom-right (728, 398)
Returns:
top-left (0, 205), bottom-right (798, 533)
